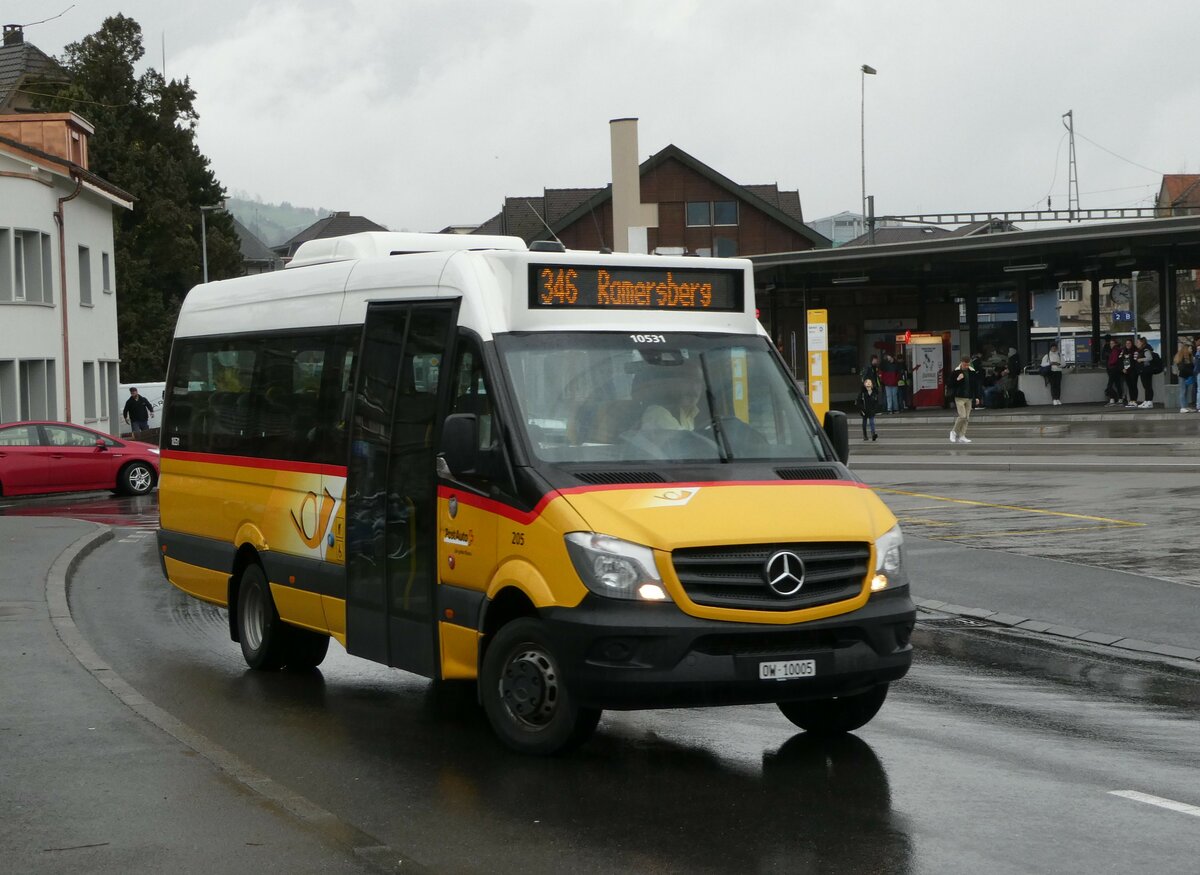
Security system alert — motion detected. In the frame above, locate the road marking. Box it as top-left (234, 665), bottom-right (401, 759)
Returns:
top-left (1109, 790), bottom-right (1200, 818)
top-left (876, 488), bottom-right (1144, 527)
top-left (936, 522), bottom-right (1142, 539)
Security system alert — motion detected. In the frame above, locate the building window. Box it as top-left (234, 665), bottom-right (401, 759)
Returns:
top-left (17, 358), bottom-right (56, 420)
top-left (686, 202), bottom-right (711, 227)
top-left (83, 361), bottom-right (96, 420)
top-left (0, 360), bottom-right (16, 423)
top-left (713, 201), bottom-right (738, 226)
top-left (78, 246), bottom-right (92, 305)
top-left (102, 252), bottom-right (112, 293)
top-left (3, 230), bottom-right (53, 304)
top-left (1058, 283), bottom-right (1082, 303)
top-left (714, 237), bottom-right (738, 257)
top-left (13, 233), bottom-right (24, 301)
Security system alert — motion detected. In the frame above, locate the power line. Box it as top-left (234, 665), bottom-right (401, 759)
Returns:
top-left (1075, 131), bottom-right (1163, 177)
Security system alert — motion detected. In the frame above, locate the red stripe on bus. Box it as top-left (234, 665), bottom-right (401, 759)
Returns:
top-left (161, 449), bottom-right (348, 478)
top-left (438, 479), bottom-right (866, 525)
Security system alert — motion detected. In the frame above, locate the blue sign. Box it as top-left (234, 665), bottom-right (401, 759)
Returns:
top-left (1112, 310), bottom-right (1133, 321)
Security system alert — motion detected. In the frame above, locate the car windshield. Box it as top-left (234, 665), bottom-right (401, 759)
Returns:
top-left (495, 332), bottom-right (827, 464)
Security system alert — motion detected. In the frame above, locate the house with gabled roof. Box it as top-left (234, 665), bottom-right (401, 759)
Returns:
top-left (272, 210), bottom-right (388, 261)
top-left (231, 217), bottom-right (281, 274)
top-left (0, 24), bottom-right (69, 114)
top-left (474, 136), bottom-right (828, 257)
top-left (1156, 174), bottom-right (1200, 217)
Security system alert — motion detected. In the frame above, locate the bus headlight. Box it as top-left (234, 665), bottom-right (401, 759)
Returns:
top-left (565, 533), bottom-right (670, 602)
top-left (871, 524), bottom-right (905, 592)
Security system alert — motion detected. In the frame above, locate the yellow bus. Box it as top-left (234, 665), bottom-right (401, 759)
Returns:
top-left (158, 232), bottom-right (914, 754)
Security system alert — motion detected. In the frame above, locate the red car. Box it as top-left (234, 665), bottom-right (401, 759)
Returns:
top-left (0, 421), bottom-right (159, 497)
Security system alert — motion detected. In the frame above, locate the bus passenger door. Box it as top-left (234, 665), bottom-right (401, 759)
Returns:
top-left (345, 301), bottom-right (457, 677)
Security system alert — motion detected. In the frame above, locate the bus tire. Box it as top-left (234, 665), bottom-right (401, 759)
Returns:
top-left (777, 684), bottom-right (888, 736)
top-left (237, 564), bottom-right (287, 670)
top-left (118, 461), bottom-right (156, 496)
top-left (480, 618), bottom-right (600, 755)
top-left (283, 627), bottom-right (330, 670)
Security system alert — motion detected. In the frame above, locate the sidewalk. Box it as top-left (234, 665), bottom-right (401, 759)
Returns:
top-left (0, 517), bottom-right (388, 874)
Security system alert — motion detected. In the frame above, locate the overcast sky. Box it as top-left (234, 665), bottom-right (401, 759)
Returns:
top-left (14, 1), bottom-right (1200, 232)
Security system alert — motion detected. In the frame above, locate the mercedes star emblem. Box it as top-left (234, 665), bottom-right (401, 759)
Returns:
top-left (764, 550), bottom-right (806, 596)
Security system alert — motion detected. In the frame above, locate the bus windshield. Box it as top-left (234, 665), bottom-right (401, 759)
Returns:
top-left (496, 332), bottom-right (827, 464)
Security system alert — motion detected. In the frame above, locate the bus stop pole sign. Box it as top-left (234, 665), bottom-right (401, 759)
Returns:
top-left (806, 309), bottom-right (829, 422)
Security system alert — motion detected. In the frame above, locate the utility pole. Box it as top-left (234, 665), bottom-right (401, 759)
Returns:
top-left (1062, 110), bottom-right (1080, 222)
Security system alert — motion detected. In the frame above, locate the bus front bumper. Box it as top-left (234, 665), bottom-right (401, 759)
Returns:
top-left (539, 589), bottom-right (915, 711)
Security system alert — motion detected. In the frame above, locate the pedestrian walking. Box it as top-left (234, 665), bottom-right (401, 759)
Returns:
top-left (1040, 344), bottom-right (1064, 406)
top-left (1120, 339), bottom-right (1140, 408)
top-left (856, 377), bottom-right (880, 441)
top-left (1135, 337), bottom-right (1158, 408)
top-left (1175, 339), bottom-right (1196, 412)
top-left (949, 356), bottom-right (975, 443)
top-left (1102, 336), bottom-right (1123, 406)
top-left (122, 387), bottom-right (154, 439)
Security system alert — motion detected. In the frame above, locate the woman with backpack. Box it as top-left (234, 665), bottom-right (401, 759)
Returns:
top-left (1174, 339), bottom-right (1195, 413)
top-left (1135, 337), bottom-right (1157, 409)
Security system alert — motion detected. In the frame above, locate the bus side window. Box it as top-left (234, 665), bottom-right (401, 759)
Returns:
top-left (446, 337), bottom-right (508, 489)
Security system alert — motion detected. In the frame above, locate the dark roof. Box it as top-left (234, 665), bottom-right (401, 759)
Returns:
top-left (0, 131), bottom-right (133, 204)
top-left (0, 30), bottom-right (68, 112)
top-left (231, 217), bottom-right (278, 264)
top-left (474, 143), bottom-right (829, 248)
top-left (274, 211), bottom-right (388, 257)
top-left (842, 226), bottom-right (952, 247)
top-left (947, 218), bottom-right (1020, 237)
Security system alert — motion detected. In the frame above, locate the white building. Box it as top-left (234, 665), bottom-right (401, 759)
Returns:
top-left (0, 112), bottom-right (133, 433)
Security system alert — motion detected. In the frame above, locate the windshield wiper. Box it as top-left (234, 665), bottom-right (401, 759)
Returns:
top-left (698, 352), bottom-right (733, 462)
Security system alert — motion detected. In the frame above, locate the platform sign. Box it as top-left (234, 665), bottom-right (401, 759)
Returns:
top-left (806, 309), bottom-right (829, 421)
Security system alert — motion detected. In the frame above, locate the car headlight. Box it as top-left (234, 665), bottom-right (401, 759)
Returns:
top-left (564, 532), bottom-right (671, 602)
top-left (871, 524), bottom-right (905, 592)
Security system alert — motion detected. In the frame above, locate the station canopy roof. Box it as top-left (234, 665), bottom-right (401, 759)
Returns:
top-left (751, 215), bottom-right (1200, 289)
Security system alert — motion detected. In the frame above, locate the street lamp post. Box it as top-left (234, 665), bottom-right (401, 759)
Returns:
top-left (200, 201), bottom-right (225, 283)
top-left (860, 64), bottom-right (877, 240)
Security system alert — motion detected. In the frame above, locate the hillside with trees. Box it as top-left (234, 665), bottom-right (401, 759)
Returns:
top-left (225, 194), bottom-right (335, 248)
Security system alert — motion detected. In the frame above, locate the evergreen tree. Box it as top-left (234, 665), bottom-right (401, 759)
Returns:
top-left (38, 14), bottom-right (243, 380)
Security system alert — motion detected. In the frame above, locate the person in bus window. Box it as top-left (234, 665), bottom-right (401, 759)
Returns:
top-left (637, 362), bottom-right (704, 431)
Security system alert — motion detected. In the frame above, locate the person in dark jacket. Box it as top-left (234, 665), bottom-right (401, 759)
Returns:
top-left (1102, 336), bottom-right (1123, 405)
top-left (1120, 339), bottom-right (1140, 407)
top-left (122, 387), bottom-right (154, 439)
top-left (949, 356), bottom-right (975, 443)
top-left (856, 378), bottom-right (880, 441)
top-left (1135, 337), bottom-right (1156, 409)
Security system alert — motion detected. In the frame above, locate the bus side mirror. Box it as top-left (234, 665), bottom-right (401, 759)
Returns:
top-left (823, 410), bottom-right (850, 464)
top-left (441, 413), bottom-right (479, 477)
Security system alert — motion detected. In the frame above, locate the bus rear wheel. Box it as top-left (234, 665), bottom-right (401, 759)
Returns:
top-left (777, 684), bottom-right (888, 735)
top-left (481, 618), bottom-right (600, 755)
top-left (237, 564), bottom-right (330, 670)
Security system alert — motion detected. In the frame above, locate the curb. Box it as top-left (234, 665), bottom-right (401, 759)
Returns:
top-left (914, 597), bottom-right (1200, 665)
top-left (853, 460), bottom-right (1200, 473)
top-left (46, 525), bottom-right (417, 873)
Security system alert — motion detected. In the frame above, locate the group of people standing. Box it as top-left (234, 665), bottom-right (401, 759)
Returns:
top-left (1100, 335), bottom-right (1169, 409)
top-left (856, 353), bottom-right (910, 441)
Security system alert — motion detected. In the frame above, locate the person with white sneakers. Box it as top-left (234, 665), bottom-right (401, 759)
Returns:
top-left (1135, 337), bottom-right (1157, 409)
top-left (949, 355), bottom-right (975, 443)
top-left (1040, 344), bottom-right (1064, 406)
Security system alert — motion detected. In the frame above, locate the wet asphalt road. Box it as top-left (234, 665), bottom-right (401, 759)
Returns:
top-left (38, 488), bottom-right (1197, 874)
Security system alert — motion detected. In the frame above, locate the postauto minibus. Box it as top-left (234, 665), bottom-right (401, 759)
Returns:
top-left (157, 232), bottom-right (914, 754)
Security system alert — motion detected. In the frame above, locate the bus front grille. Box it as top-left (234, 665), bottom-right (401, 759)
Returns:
top-left (671, 542), bottom-right (870, 612)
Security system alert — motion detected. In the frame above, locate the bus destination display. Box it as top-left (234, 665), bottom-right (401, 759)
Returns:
top-left (530, 264), bottom-right (743, 312)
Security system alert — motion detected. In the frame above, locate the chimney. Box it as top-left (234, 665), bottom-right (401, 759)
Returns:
top-left (609, 118), bottom-right (658, 253)
top-left (3, 24), bottom-right (23, 47)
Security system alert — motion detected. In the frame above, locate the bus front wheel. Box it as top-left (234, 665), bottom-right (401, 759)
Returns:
top-left (480, 618), bottom-right (600, 755)
top-left (777, 684), bottom-right (888, 735)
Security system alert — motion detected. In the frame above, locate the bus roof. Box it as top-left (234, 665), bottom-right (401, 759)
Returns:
top-left (174, 234), bottom-right (761, 340)
top-left (286, 231), bottom-right (527, 268)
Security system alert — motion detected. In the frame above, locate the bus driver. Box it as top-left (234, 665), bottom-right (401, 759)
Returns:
top-left (636, 361), bottom-right (705, 430)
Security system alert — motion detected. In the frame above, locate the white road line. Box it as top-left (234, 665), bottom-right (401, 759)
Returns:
top-left (1109, 790), bottom-right (1200, 817)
